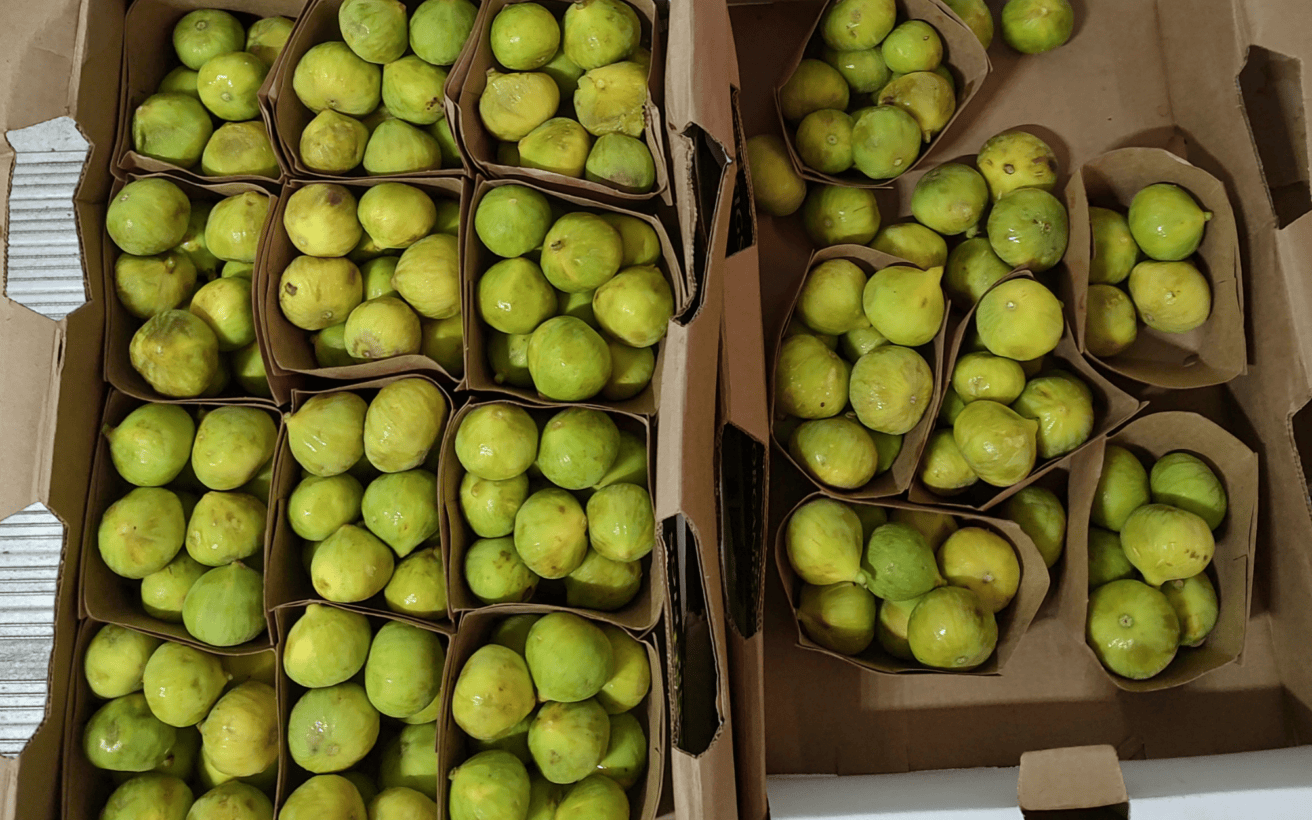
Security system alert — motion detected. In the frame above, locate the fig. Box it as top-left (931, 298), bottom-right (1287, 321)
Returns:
top-left (301, 110), bottom-right (369, 173)
top-left (202, 120), bottom-right (279, 178)
top-left (142, 554), bottom-right (208, 623)
top-left (839, 322), bottom-right (889, 361)
top-left (378, 722), bottom-right (439, 797)
top-left (952, 399), bottom-right (1038, 487)
top-left (85, 625), bottom-right (160, 699)
top-left (1119, 504), bottom-right (1215, 586)
top-left (529, 699), bottom-right (610, 784)
top-left (862, 265), bottom-right (945, 346)
top-left (340, 0), bottom-right (408, 64)
top-left (597, 624), bottom-right (650, 714)
top-left (481, 69), bottom-right (561, 142)
top-left (563, 0), bottom-right (640, 70)
top-left (491, 615), bottom-right (542, 656)
top-left (976, 130), bottom-right (1058, 202)
top-left (201, 682), bottom-right (278, 777)
top-left (821, 0), bottom-right (896, 51)
top-left (912, 163), bottom-right (988, 236)
top-left (851, 505), bottom-right (889, 542)
top-left (101, 775), bottom-right (192, 820)
top-left (188, 278), bottom-right (254, 352)
top-left (343, 297), bottom-right (422, 359)
top-left (98, 487), bottom-right (186, 579)
top-left (284, 185), bottom-right (362, 258)
top-left (385, 547), bottom-right (448, 619)
top-left (294, 42), bottom-right (382, 116)
top-left (107, 178), bottom-right (190, 256)
top-left (106, 403), bottom-right (195, 487)
top-left (798, 581), bottom-right (878, 655)
top-left (975, 278), bottom-right (1064, 361)
top-left (891, 509), bottom-right (958, 550)
top-left (952, 352), bottom-right (1026, 404)
top-left (937, 528), bottom-right (1020, 612)
top-left (542, 48), bottom-right (587, 100)
top-left (197, 52), bottom-right (267, 122)
top-left (191, 406), bottom-right (276, 491)
top-left (382, 56), bottom-right (449, 126)
top-left (1091, 445), bottom-right (1150, 531)
top-left (466, 536), bottom-right (539, 604)
top-left (1128, 183), bottom-right (1211, 261)
top-left (476, 184), bottom-right (554, 257)
top-left (368, 787), bottom-right (436, 820)
top-left (182, 562), bottom-right (264, 647)
top-left (452, 645), bottom-right (536, 740)
top-left (850, 105), bottom-right (921, 180)
top-left (461, 472), bottom-right (531, 539)
top-left (288, 682), bottom-right (381, 772)
top-left (288, 392), bottom-right (368, 477)
top-left (176, 203), bottom-right (220, 279)
top-left (280, 776), bottom-right (367, 820)
top-left (491, 3), bottom-right (561, 71)
top-left (1161, 572), bottom-right (1219, 647)
top-left (1089, 207), bottom-right (1141, 284)
top-left (173, 10), bottom-right (244, 69)
top-left (231, 342), bottom-right (271, 399)
top-left (789, 416), bottom-right (880, 490)
top-left (478, 258), bottom-right (557, 335)
top-left (387, 233), bottom-right (459, 320)
top-left (455, 402), bottom-right (539, 481)
top-left (796, 109), bottom-right (853, 175)
top-left (448, 751), bottom-right (530, 820)
top-left (602, 340), bottom-right (655, 400)
top-left (861, 522), bottom-right (944, 601)
top-left (802, 185), bottom-right (881, 247)
top-left (595, 431), bottom-right (648, 489)
top-left (784, 497), bottom-right (863, 586)
top-left (528, 316), bottom-right (613, 400)
top-left (311, 524), bottom-right (396, 602)
top-left (184, 491), bottom-right (265, 567)
top-left (364, 620), bottom-right (445, 719)
top-left (849, 345), bottom-right (933, 434)
top-left (943, 0), bottom-right (995, 48)
top-left (592, 265), bottom-right (673, 347)
top-left (537, 408), bottom-right (620, 489)
top-left (283, 603), bottom-right (371, 688)
top-left (541, 212), bottom-right (624, 292)
top-left (132, 92), bottom-right (212, 168)
top-left (877, 71), bottom-right (955, 142)
top-left (364, 119), bottom-right (443, 173)
top-left (526, 612), bottom-right (613, 702)
top-left (357, 183), bottom-right (438, 250)
top-left (882, 20), bottom-right (943, 74)
top-left (746, 135), bottom-right (806, 217)
top-left (1011, 371), bottom-right (1094, 459)
top-left (796, 259), bottom-right (867, 336)
top-left (586, 483), bottom-right (654, 562)
top-left (159, 67), bottom-right (200, 98)
top-left (1086, 283), bottom-right (1139, 357)
top-left (247, 15), bottom-right (293, 66)
top-left (361, 379), bottom-right (445, 473)
top-left (409, 0), bottom-right (479, 66)
top-left (586, 133), bottom-right (656, 193)
top-left (1001, 0), bottom-right (1074, 54)
top-left (1127, 260), bottom-right (1212, 334)
top-left (907, 586), bottom-right (997, 669)
top-left (987, 188), bottom-right (1069, 272)
top-left (780, 59), bottom-right (849, 123)
top-left (1002, 486), bottom-right (1066, 567)
top-left (421, 315), bottom-right (464, 375)
top-left (775, 335), bottom-right (849, 419)
top-left (1150, 451), bottom-right (1227, 530)
top-left (870, 223), bottom-right (948, 270)
top-left (596, 712), bottom-right (647, 788)
top-left (520, 117), bottom-right (592, 177)
top-left (187, 781), bottom-right (273, 820)
top-left (362, 258), bottom-right (400, 301)
top-left (565, 550), bottom-right (642, 610)
top-left (84, 693), bottom-right (177, 772)
top-left (205, 192), bottom-right (269, 264)
top-left (944, 237), bottom-right (1012, 307)
top-left (222, 262), bottom-right (253, 280)
top-left (919, 429), bottom-right (978, 496)
top-left (823, 47), bottom-right (891, 95)
top-left (141, 642), bottom-right (227, 728)
top-left (315, 323), bottom-right (358, 367)
top-left (514, 488), bottom-right (589, 578)
top-left (1086, 579), bottom-right (1179, 679)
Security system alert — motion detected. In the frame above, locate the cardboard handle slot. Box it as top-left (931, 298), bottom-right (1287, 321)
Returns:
top-left (1239, 46), bottom-right (1312, 228)
top-left (677, 125), bottom-right (732, 326)
top-left (1290, 398), bottom-right (1312, 502)
top-left (726, 87), bottom-right (756, 257)
top-left (717, 422), bottom-right (766, 637)
top-left (663, 514), bottom-right (724, 755)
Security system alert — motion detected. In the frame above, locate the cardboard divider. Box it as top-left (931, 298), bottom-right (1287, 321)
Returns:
top-left (257, 175), bottom-right (469, 387)
top-left (435, 606), bottom-right (664, 820)
top-left (80, 388), bottom-right (280, 652)
top-left (1069, 411), bottom-right (1259, 691)
top-left (271, 603), bottom-right (453, 812)
top-left (265, 375), bottom-right (457, 626)
top-left (437, 398), bottom-right (665, 632)
top-left (462, 177), bottom-right (686, 415)
top-left (774, 0), bottom-right (990, 189)
top-left (112, 0), bottom-right (303, 185)
top-left (103, 174), bottom-right (286, 406)
top-left (774, 492), bottom-right (1049, 676)
top-left (455, 0), bottom-right (671, 205)
top-left (908, 270), bottom-right (1144, 511)
top-left (266, 0), bottom-right (479, 180)
top-left (769, 244), bottom-right (948, 499)
top-left (61, 618), bottom-right (280, 820)
top-left (1065, 146), bottom-right (1246, 388)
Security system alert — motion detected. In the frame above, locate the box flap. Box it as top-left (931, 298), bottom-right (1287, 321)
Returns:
top-left (1018, 745), bottom-right (1127, 812)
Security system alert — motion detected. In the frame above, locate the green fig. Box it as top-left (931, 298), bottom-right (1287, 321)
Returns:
top-left (541, 212), bottom-right (624, 292)
top-left (595, 431), bottom-right (648, 489)
top-left (1127, 260), bottom-right (1212, 334)
top-left (177, 202), bottom-right (220, 278)
top-left (596, 625), bottom-right (649, 714)
top-left (480, 69), bottom-right (561, 142)
top-left (850, 105), bottom-right (921, 181)
top-left (247, 15), bottom-right (293, 66)
top-left (159, 67), bottom-right (200, 98)
top-left (114, 251), bottom-right (197, 319)
top-left (586, 483), bottom-right (654, 562)
top-left (378, 722), bottom-right (439, 797)
top-left (943, 0), bottom-right (995, 47)
top-left (975, 278), bottom-right (1064, 361)
top-left (875, 595), bottom-right (918, 660)
top-left (1003, 486), bottom-right (1067, 568)
top-left (141, 642), bottom-right (227, 728)
top-left (340, 0), bottom-right (409, 64)
top-left (281, 776), bottom-right (367, 820)
top-left (107, 178), bottom-right (190, 256)
top-left (223, 262), bottom-right (253, 280)
top-left (364, 378), bottom-right (448, 473)
top-left (907, 586), bottom-right (997, 669)
top-left (191, 406), bottom-right (276, 491)
top-left (861, 522), bottom-right (944, 601)
top-left (289, 682), bottom-right (380, 772)
top-left (821, 0), bottom-right (895, 50)
top-left (455, 403), bottom-right (539, 480)
top-left (594, 713), bottom-right (649, 789)
top-left (780, 59), bottom-right (849, 123)
top-left (514, 488), bottom-right (589, 578)
top-left (1128, 183), bottom-right (1211, 262)
top-left (141, 553), bottom-right (207, 623)
top-left (796, 259), bottom-right (867, 336)
top-left (870, 223), bottom-right (948, 270)
top-left (301, 110), bottom-right (369, 173)
top-left (823, 46), bottom-right (891, 94)
top-left (937, 527), bottom-right (1020, 612)
top-left (1011, 372), bottom-right (1094, 459)
top-left (197, 52), bottom-right (267, 121)
top-left (802, 185), bottom-right (881, 247)
top-left (283, 603), bottom-right (371, 688)
top-left (789, 416), bottom-right (880, 489)
top-left (976, 130), bottom-right (1058, 202)
top-left (1088, 526), bottom-right (1136, 590)
top-left (362, 257), bottom-right (400, 301)
top-left (1089, 206), bottom-right (1141, 284)
top-left (98, 487), bottom-right (186, 579)
top-left (476, 184), bottom-right (554, 257)
top-left (478, 258), bottom-right (558, 335)
top-left (849, 345), bottom-right (933, 434)
top-left (775, 335), bottom-right (849, 419)
top-left (384, 547), bottom-right (448, 619)
top-left (466, 536), bottom-right (539, 604)
top-left (85, 625), bottom-right (160, 699)
top-left (182, 563), bottom-right (264, 646)
top-left (840, 322), bottom-right (889, 361)
top-left (392, 234), bottom-right (460, 319)
top-left (448, 751), bottom-right (530, 820)
top-left (542, 48), bottom-right (586, 102)
top-left (1091, 445), bottom-right (1150, 531)
top-left (919, 429), bottom-right (978, 495)
top-left (452, 645), bottom-right (536, 741)
top-left (493, 3), bottom-right (561, 70)
top-left (564, 549), bottom-right (642, 610)
top-left (202, 121), bottom-right (279, 178)
top-left (529, 699), bottom-right (610, 785)
top-left (101, 775), bottom-right (193, 820)
top-left (889, 509), bottom-right (956, 550)
top-left (315, 323), bottom-right (359, 367)
top-left (173, 10), bottom-right (244, 70)
top-left (592, 265), bottom-right (673, 347)
top-left (862, 265), bottom-right (945, 346)
top-left (205, 192), bottom-right (270, 264)
top-left (106, 403), bottom-right (195, 487)
top-left (952, 399), bottom-right (1038, 487)
top-left (796, 109), bottom-right (854, 175)
top-left (526, 612), bottom-right (613, 702)
top-left (519, 117), bottom-right (593, 177)
top-left (85, 693), bottom-right (177, 771)
top-left (382, 56), bottom-right (449, 126)
top-left (537, 408), bottom-right (620, 489)
top-left (1001, 0), bottom-right (1074, 53)
top-left (364, 621), bottom-right (445, 719)
top-left (287, 392), bottom-right (367, 477)
top-left (585, 133), bottom-right (656, 193)
top-left (409, 0), bottom-right (479, 66)
top-left (184, 491), bottom-right (265, 567)
top-left (345, 297), bottom-right (423, 359)
top-left (563, 0), bottom-right (641, 70)
top-left (528, 316), bottom-right (613, 400)
top-left (294, 42), bottom-right (382, 115)
top-left (189, 278), bottom-right (255, 352)
top-left (798, 581), bottom-right (877, 655)
top-left (952, 352), bottom-right (1027, 404)
top-left (231, 341), bottom-right (271, 399)
top-left (1161, 572), bottom-right (1219, 647)
top-left (784, 497), bottom-right (863, 589)
top-left (129, 310), bottom-right (220, 398)
top-left (311, 524), bottom-right (395, 602)
top-left (358, 183), bottom-right (438, 250)
top-left (131, 92), bottom-right (212, 168)
top-left (944, 238), bottom-right (1014, 308)
top-left (461, 472), bottom-right (531, 539)
top-left (1150, 452), bottom-right (1227, 530)
top-left (200, 682), bottom-right (277, 777)
top-left (987, 188), bottom-right (1069, 272)
top-left (602, 339), bottom-right (655, 400)
top-left (882, 20), bottom-right (943, 74)
top-left (363, 119), bottom-right (443, 173)
top-left (746, 134), bottom-right (807, 217)
top-left (187, 781), bottom-right (272, 820)
top-left (421, 314), bottom-right (465, 375)
top-left (1120, 504), bottom-right (1215, 586)
top-left (877, 71), bottom-right (955, 142)
top-left (491, 615), bottom-right (542, 657)
top-left (1086, 283), bottom-right (1139, 357)
top-left (911, 163), bottom-right (987, 236)
top-left (1086, 579), bottom-right (1179, 679)
top-left (525, 773), bottom-right (563, 820)
top-left (284, 185), bottom-right (362, 258)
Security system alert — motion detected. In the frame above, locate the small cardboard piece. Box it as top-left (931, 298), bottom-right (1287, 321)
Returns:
top-left (1071, 411), bottom-right (1259, 692)
top-left (103, 174), bottom-right (286, 406)
top-left (774, 0), bottom-right (990, 189)
top-left (435, 606), bottom-right (664, 820)
top-left (437, 397), bottom-right (664, 631)
top-left (257, 175), bottom-right (469, 389)
top-left (271, 603), bottom-right (453, 811)
top-left (770, 244), bottom-right (948, 499)
top-left (266, 0), bottom-right (478, 180)
top-left (265, 375), bottom-right (456, 627)
top-left (1018, 745), bottom-right (1129, 814)
top-left (112, 0), bottom-right (302, 185)
top-left (456, 0), bottom-right (671, 205)
top-left (774, 493), bottom-right (1050, 675)
top-left (62, 618), bottom-right (280, 820)
top-left (80, 388), bottom-right (280, 652)
top-left (1066, 147), bottom-right (1246, 388)
top-left (908, 270), bottom-right (1145, 511)
top-left (462, 177), bottom-right (686, 416)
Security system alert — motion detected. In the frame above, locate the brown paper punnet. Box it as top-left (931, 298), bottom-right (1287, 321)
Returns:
top-left (112, 0), bottom-right (302, 184)
top-left (62, 619), bottom-right (279, 820)
top-left (774, 494), bottom-right (1049, 675)
top-left (438, 399), bottom-right (665, 632)
top-left (265, 376), bottom-right (456, 627)
top-left (272, 604), bottom-right (452, 812)
top-left (463, 178), bottom-right (686, 416)
top-left (1066, 147), bottom-right (1246, 388)
top-left (770, 245), bottom-right (947, 499)
top-left (103, 174), bottom-right (285, 405)
top-left (456, 0), bottom-right (671, 205)
top-left (80, 389), bottom-right (280, 652)
top-left (258, 176), bottom-right (469, 387)
top-left (908, 270), bottom-right (1145, 511)
top-left (267, 0), bottom-right (479, 180)
top-left (1071, 411), bottom-right (1259, 691)
top-left (774, 0), bottom-right (990, 189)
top-left (435, 607), bottom-right (664, 820)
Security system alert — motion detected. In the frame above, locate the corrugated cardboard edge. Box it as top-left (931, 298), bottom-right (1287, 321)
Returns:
top-left (455, 0), bottom-right (672, 206)
top-left (434, 606), bottom-right (665, 820)
top-left (266, 0), bottom-right (478, 180)
top-left (907, 269), bottom-right (1146, 511)
top-left (258, 175), bottom-right (468, 390)
top-left (774, 0), bottom-right (990, 189)
top-left (462, 176), bottom-right (685, 416)
top-left (1066, 146), bottom-right (1246, 388)
top-left (113, 0), bottom-right (303, 187)
top-left (1072, 411), bottom-right (1259, 691)
top-left (265, 375), bottom-right (457, 627)
top-left (272, 603), bottom-right (452, 811)
top-left (102, 173), bottom-right (287, 406)
top-left (770, 245), bottom-right (949, 499)
top-left (1018, 745), bottom-right (1128, 812)
top-left (437, 397), bottom-right (665, 632)
top-left (80, 388), bottom-right (281, 652)
top-left (774, 493), bottom-right (1049, 675)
